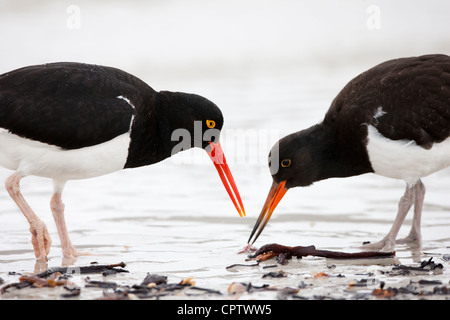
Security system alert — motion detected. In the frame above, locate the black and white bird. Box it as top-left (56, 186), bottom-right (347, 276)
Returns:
top-left (0, 62), bottom-right (245, 261)
top-left (248, 54), bottom-right (450, 251)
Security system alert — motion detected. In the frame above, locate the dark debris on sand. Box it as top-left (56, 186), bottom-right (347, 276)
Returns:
top-left (0, 262), bottom-right (225, 300)
top-left (0, 256), bottom-right (449, 300)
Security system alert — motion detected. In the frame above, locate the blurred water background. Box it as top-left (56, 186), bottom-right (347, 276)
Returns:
top-left (0, 0), bottom-right (449, 299)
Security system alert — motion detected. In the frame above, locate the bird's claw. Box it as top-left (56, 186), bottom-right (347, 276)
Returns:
top-left (29, 221), bottom-right (52, 261)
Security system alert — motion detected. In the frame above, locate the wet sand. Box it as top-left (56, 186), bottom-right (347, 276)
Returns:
top-left (1, 0), bottom-right (450, 301)
top-left (1, 162), bottom-right (449, 300)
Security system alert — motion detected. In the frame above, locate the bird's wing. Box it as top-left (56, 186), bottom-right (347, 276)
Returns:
top-left (325, 54), bottom-right (450, 149)
top-left (0, 62), bottom-right (155, 150)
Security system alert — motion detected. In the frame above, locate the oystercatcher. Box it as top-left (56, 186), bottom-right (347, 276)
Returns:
top-left (248, 54), bottom-right (450, 251)
top-left (0, 62), bottom-right (245, 261)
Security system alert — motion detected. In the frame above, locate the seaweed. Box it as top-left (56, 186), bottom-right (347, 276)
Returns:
top-left (225, 262), bottom-right (260, 269)
top-left (35, 262), bottom-right (128, 278)
top-left (262, 271), bottom-right (287, 278)
top-left (0, 254), bottom-right (448, 300)
top-left (85, 277), bottom-right (118, 289)
top-left (60, 286), bottom-right (81, 298)
top-left (141, 273), bottom-right (168, 286)
top-left (391, 258), bottom-right (444, 275)
top-left (248, 243), bottom-right (395, 263)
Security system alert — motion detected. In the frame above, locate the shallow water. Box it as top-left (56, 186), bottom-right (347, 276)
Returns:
top-left (0, 0), bottom-right (450, 300)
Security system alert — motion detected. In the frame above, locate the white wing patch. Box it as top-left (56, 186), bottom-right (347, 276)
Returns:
top-left (366, 125), bottom-right (450, 185)
top-left (0, 128), bottom-right (130, 180)
top-left (374, 106), bottom-right (387, 120)
top-left (117, 95), bottom-right (136, 131)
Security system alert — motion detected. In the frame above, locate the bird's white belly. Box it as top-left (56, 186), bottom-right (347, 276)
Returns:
top-left (366, 125), bottom-right (450, 185)
top-left (0, 129), bottom-right (130, 180)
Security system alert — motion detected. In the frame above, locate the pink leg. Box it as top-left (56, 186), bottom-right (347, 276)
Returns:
top-left (397, 180), bottom-right (424, 245)
top-left (50, 187), bottom-right (90, 259)
top-left (5, 172), bottom-right (51, 261)
top-left (363, 183), bottom-right (415, 251)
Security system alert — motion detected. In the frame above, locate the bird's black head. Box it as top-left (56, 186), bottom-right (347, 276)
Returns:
top-left (248, 124), bottom-right (331, 244)
top-left (159, 91), bottom-right (224, 151)
top-left (158, 91), bottom-right (245, 217)
top-left (269, 126), bottom-right (322, 189)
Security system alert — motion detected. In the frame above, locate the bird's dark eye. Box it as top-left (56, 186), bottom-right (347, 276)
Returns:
top-left (206, 120), bottom-right (216, 129)
top-left (281, 159), bottom-right (291, 167)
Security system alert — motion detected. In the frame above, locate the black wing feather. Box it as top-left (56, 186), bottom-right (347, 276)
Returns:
top-left (0, 62), bottom-right (155, 149)
top-left (325, 54), bottom-right (450, 150)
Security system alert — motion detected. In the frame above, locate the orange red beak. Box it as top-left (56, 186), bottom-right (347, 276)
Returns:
top-left (207, 142), bottom-right (246, 217)
top-left (247, 180), bottom-right (287, 244)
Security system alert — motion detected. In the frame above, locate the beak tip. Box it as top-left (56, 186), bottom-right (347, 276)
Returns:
top-left (247, 180), bottom-right (287, 246)
top-left (208, 143), bottom-right (246, 220)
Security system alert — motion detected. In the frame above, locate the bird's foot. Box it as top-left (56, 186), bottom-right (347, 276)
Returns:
top-left (361, 237), bottom-right (395, 252)
top-left (62, 245), bottom-right (92, 260)
top-left (29, 221), bottom-right (52, 261)
top-left (396, 233), bottom-right (422, 246)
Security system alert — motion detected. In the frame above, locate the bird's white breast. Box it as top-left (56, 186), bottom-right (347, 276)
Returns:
top-left (0, 129), bottom-right (130, 180)
top-left (366, 125), bottom-right (450, 185)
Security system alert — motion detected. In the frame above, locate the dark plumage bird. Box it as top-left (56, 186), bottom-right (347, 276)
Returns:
top-left (248, 54), bottom-right (450, 251)
top-left (0, 62), bottom-right (245, 261)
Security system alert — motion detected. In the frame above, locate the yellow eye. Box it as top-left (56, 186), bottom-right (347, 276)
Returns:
top-left (281, 159), bottom-right (291, 167)
top-left (206, 120), bottom-right (216, 129)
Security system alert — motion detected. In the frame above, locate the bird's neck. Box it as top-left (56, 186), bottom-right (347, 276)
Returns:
top-left (124, 92), bottom-right (196, 169)
top-left (313, 124), bottom-right (373, 182)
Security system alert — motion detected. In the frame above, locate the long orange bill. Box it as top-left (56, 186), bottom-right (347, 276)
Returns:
top-left (247, 180), bottom-right (287, 244)
top-left (207, 142), bottom-right (246, 217)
